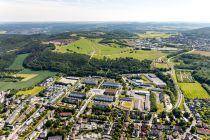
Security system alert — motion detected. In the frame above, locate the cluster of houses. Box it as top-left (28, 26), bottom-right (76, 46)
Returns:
top-left (186, 99), bottom-right (210, 136)
top-left (0, 91), bottom-right (9, 103)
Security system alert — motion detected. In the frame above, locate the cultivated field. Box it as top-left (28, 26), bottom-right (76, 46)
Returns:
top-left (55, 38), bottom-right (168, 60)
top-left (16, 86), bottom-right (45, 96)
top-left (154, 63), bottom-right (169, 69)
top-left (0, 69), bottom-right (56, 91)
top-left (138, 31), bottom-right (173, 39)
top-left (178, 81), bottom-right (210, 99)
top-left (176, 70), bottom-right (194, 83)
top-left (14, 74), bottom-right (38, 81)
top-left (191, 50), bottom-right (210, 57)
top-left (8, 54), bottom-right (29, 70)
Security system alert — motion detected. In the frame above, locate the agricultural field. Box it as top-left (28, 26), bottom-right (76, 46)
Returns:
top-left (16, 86), bottom-right (45, 96)
top-left (191, 50), bottom-right (210, 57)
top-left (176, 70), bottom-right (194, 83)
top-left (8, 54), bottom-right (29, 70)
top-left (153, 63), bottom-right (169, 69)
top-left (13, 74), bottom-right (38, 81)
top-left (55, 38), bottom-right (168, 60)
top-left (178, 81), bottom-right (210, 99)
top-left (0, 69), bottom-right (56, 91)
top-left (137, 31), bottom-right (173, 39)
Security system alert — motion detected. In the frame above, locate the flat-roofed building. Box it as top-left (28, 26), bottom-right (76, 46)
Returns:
top-left (69, 92), bottom-right (86, 99)
top-left (62, 97), bottom-right (80, 105)
top-left (102, 82), bottom-right (121, 88)
top-left (83, 79), bottom-right (98, 85)
top-left (134, 90), bottom-right (150, 95)
top-left (104, 89), bottom-right (118, 96)
top-left (145, 74), bottom-right (166, 87)
top-left (94, 95), bottom-right (114, 102)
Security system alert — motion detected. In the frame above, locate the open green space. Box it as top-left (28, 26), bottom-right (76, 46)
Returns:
top-left (0, 69), bottom-right (56, 91)
top-left (154, 63), bottom-right (169, 69)
top-left (8, 54), bottom-right (29, 70)
top-left (178, 81), bottom-right (210, 99)
top-left (17, 86), bottom-right (45, 96)
top-left (55, 38), bottom-right (168, 60)
top-left (137, 31), bottom-right (173, 39)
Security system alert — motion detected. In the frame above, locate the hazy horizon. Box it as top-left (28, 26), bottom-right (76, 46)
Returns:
top-left (1, 0), bottom-right (210, 22)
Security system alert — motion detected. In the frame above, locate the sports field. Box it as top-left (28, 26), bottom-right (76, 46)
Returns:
top-left (0, 69), bottom-right (56, 91)
top-left (55, 38), bottom-right (168, 60)
top-left (16, 86), bottom-right (45, 96)
top-left (176, 70), bottom-right (194, 83)
top-left (138, 31), bottom-right (172, 39)
top-left (8, 54), bottom-right (29, 70)
top-left (178, 81), bottom-right (210, 99)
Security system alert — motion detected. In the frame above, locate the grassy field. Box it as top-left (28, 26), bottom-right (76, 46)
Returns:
top-left (138, 31), bottom-right (172, 39)
top-left (55, 38), bottom-right (168, 60)
top-left (120, 101), bottom-right (133, 110)
top-left (16, 86), bottom-right (45, 96)
top-left (191, 50), bottom-right (210, 57)
top-left (178, 81), bottom-right (210, 99)
top-left (176, 70), bottom-right (194, 83)
top-left (154, 63), bottom-right (169, 69)
top-left (13, 74), bottom-right (38, 81)
top-left (157, 103), bottom-right (164, 113)
top-left (8, 54), bottom-right (29, 70)
top-left (179, 97), bottom-right (185, 111)
top-left (0, 69), bottom-right (56, 91)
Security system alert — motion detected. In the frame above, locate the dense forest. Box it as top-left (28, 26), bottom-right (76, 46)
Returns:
top-left (183, 27), bottom-right (210, 39)
top-left (0, 32), bottom-right (77, 70)
top-left (175, 54), bottom-right (210, 85)
top-left (24, 49), bottom-right (152, 78)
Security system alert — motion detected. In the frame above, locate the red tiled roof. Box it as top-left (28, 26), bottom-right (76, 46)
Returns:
top-left (197, 128), bottom-right (210, 135)
top-left (59, 112), bottom-right (72, 117)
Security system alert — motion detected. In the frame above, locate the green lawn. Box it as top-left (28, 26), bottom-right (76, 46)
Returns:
top-left (178, 81), bottom-right (210, 99)
top-left (55, 38), bottom-right (167, 60)
top-left (0, 69), bottom-right (56, 91)
top-left (8, 54), bottom-right (29, 70)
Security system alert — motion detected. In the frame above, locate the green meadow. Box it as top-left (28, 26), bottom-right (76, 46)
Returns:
top-left (0, 54), bottom-right (56, 91)
top-left (0, 69), bottom-right (56, 91)
top-left (55, 38), bottom-right (167, 60)
top-left (9, 53), bottom-right (29, 70)
top-left (138, 31), bottom-right (173, 39)
top-left (178, 81), bottom-right (210, 99)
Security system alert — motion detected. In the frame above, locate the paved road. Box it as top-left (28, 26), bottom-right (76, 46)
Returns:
top-left (76, 79), bottom-right (104, 118)
top-left (167, 49), bottom-right (195, 110)
top-left (182, 102), bottom-right (196, 139)
top-left (7, 107), bottom-right (42, 140)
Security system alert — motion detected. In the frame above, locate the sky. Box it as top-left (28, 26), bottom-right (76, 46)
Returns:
top-left (0, 0), bottom-right (210, 22)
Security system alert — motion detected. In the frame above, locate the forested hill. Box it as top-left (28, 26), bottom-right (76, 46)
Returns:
top-left (175, 54), bottom-right (210, 84)
top-left (182, 27), bottom-right (210, 38)
top-left (23, 50), bottom-right (152, 78)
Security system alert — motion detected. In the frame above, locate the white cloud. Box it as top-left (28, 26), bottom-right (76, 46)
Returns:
top-left (0, 0), bottom-right (210, 22)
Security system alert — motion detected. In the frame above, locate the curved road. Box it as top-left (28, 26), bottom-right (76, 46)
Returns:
top-left (167, 49), bottom-right (195, 110)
